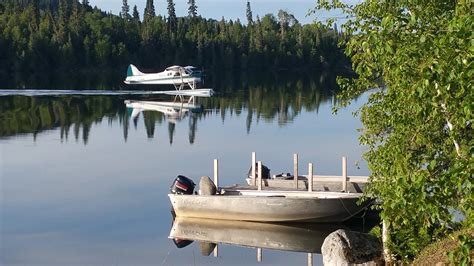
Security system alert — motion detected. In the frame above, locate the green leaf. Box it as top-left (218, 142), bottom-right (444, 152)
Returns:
top-left (385, 42), bottom-right (393, 53)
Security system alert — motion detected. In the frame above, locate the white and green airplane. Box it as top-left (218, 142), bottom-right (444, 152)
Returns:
top-left (124, 64), bottom-right (203, 87)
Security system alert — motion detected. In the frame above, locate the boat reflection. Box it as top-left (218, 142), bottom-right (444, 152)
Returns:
top-left (169, 217), bottom-right (351, 256)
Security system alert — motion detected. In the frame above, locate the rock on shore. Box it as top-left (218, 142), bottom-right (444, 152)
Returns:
top-left (321, 229), bottom-right (383, 265)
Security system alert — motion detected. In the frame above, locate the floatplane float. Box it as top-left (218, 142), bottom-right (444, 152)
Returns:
top-left (124, 64), bottom-right (214, 97)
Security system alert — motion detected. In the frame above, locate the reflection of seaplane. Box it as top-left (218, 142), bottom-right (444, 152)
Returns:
top-left (124, 65), bottom-right (214, 96)
top-left (124, 97), bottom-right (203, 123)
top-left (124, 95), bottom-right (205, 144)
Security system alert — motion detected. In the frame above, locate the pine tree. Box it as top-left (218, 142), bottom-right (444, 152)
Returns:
top-left (70, 0), bottom-right (81, 35)
top-left (59, 0), bottom-right (67, 20)
top-left (30, 0), bottom-right (40, 30)
top-left (72, 0), bottom-right (79, 16)
top-left (187, 0), bottom-right (197, 18)
top-left (132, 5), bottom-right (140, 22)
top-left (246, 1), bottom-right (253, 26)
top-left (143, 0), bottom-right (155, 41)
top-left (167, 0), bottom-right (177, 32)
top-left (143, 0), bottom-right (155, 24)
top-left (57, 0), bottom-right (68, 43)
top-left (121, 0), bottom-right (130, 20)
top-left (81, 0), bottom-right (90, 12)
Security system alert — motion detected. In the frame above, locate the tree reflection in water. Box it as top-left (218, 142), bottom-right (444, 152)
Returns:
top-left (0, 70), bottom-right (355, 145)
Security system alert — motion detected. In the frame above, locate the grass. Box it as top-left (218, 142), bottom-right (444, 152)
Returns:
top-left (412, 227), bottom-right (473, 265)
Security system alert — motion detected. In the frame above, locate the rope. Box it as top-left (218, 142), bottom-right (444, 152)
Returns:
top-left (160, 248), bottom-right (172, 266)
top-left (339, 197), bottom-right (355, 218)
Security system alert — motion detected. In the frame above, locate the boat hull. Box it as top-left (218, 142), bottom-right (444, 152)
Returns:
top-left (169, 192), bottom-right (371, 223)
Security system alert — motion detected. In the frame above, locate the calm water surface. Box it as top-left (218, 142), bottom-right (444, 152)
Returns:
top-left (0, 72), bottom-right (371, 265)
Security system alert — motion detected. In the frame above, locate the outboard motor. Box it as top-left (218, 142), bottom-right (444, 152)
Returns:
top-left (170, 175), bottom-right (196, 195)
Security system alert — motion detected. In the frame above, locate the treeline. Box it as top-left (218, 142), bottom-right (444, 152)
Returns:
top-left (0, 0), bottom-right (349, 77)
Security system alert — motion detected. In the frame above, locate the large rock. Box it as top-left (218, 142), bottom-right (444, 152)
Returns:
top-left (199, 176), bottom-right (217, 195)
top-left (321, 229), bottom-right (383, 266)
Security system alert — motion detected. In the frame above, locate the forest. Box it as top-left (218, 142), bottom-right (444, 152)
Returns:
top-left (0, 0), bottom-right (349, 79)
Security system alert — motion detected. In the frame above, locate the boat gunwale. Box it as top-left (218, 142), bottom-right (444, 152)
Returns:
top-left (168, 190), bottom-right (363, 199)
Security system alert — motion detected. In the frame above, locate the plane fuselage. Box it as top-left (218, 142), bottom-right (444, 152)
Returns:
top-left (124, 65), bottom-right (202, 85)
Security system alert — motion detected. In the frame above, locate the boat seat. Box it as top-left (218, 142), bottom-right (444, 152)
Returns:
top-left (199, 176), bottom-right (217, 195)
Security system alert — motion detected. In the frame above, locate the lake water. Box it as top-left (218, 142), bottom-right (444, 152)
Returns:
top-left (0, 71), bottom-right (372, 265)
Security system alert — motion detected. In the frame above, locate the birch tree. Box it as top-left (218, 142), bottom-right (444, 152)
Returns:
top-left (316, 0), bottom-right (473, 262)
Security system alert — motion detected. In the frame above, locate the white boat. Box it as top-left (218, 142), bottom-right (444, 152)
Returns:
top-left (124, 65), bottom-right (202, 86)
top-left (169, 189), bottom-right (372, 223)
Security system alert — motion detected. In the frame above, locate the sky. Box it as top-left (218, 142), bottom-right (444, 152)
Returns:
top-left (88, 0), bottom-right (350, 25)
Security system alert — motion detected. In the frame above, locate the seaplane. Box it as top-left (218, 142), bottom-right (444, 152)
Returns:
top-left (124, 64), bottom-right (214, 97)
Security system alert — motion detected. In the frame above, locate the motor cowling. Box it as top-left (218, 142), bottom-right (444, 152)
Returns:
top-left (170, 175), bottom-right (196, 195)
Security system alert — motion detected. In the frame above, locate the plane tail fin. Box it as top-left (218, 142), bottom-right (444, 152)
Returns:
top-left (130, 108), bottom-right (143, 119)
top-left (127, 64), bottom-right (144, 77)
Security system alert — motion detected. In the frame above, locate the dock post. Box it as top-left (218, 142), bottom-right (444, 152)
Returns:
top-left (308, 163), bottom-right (313, 192)
top-left (257, 161), bottom-right (262, 191)
top-left (293, 153), bottom-right (298, 189)
top-left (214, 159), bottom-right (219, 188)
top-left (308, 253), bottom-right (313, 266)
top-left (252, 152), bottom-right (256, 186)
top-left (342, 156), bottom-right (347, 192)
top-left (214, 244), bottom-right (219, 257)
top-left (257, 248), bottom-right (262, 262)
